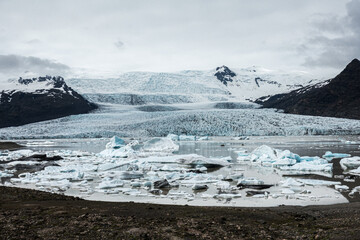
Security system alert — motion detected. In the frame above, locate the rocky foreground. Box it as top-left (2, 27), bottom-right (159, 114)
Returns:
top-left (0, 186), bottom-right (359, 239)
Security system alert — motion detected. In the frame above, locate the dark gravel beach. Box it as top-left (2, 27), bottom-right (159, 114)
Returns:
top-left (1, 186), bottom-right (360, 240)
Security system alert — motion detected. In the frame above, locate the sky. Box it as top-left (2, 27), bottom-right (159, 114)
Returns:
top-left (0, 0), bottom-right (359, 78)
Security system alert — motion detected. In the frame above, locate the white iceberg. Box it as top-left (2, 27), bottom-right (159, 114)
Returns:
top-left (142, 137), bottom-right (179, 153)
top-left (340, 157), bottom-right (360, 170)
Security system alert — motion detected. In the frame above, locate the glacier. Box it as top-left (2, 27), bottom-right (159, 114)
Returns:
top-left (1, 104), bottom-right (360, 139)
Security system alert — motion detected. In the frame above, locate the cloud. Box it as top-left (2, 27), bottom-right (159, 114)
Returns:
top-left (0, 54), bottom-right (70, 77)
top-left (302, 0), bottom-right (360, 68)
top-left (114, 40), bottom-right (124, 49)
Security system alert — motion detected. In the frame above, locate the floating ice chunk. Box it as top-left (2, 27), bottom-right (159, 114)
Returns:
top-left (176, 154), bottom-right (229, 168)
top-left (166, 134), bottom-right (179, 141)
top-left (340, 157), bottom-right (360, 170)
top-left (179, 135), bottom-right (196, 141)
top-left (98, 179), bottom-right (124, 189)
top-left (0, 149), bottom-right (34, 161)
top-left (297, 179), bottom-right (341, 186)
top-left (214, 193), bottom-right (242, 199)
top-left (272, 158), bottom-right (297, 168)
top-left (118, 171), bottom-right (144, 180)
top-left (142, 138), bottom-right (179, 153)
top-left (252, 145), bottom-right (278, 161)
top-left (282, 189), bottom-right (295, 195)
top-left (26, 141), bottom-right (55, 146)
top-left (153, 179), bottom-right (171, 188)
top-left (99, 142), bottom-right (135, 158)
top-left (198, 136), bottom-right (209, 141)
top-left (0, 170), bottom-right (13, 178)
top-left (335, 185), bottom-right (349, 191)
top-left (224, 173), bottom-right (244, 181)
top-left (238, 178), bottom-right (264, 186)
top-left (280, 161), bottom-right (332, 172)
top-left (348, 167), bottom-right (360, 175)
top-left (106, 136), bottom-right (126, 149)
top-left (281, 178), bottom-right (304, 187)
top-left (278, 150), bottom-right (301, 162)
top-left (322, 151), bottom-right (351, 159)
top-left (130, 181), bottom-right (141, 188)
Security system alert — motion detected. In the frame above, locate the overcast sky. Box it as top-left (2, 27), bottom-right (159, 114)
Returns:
top-left (0, 0), bottom-right (359, 78)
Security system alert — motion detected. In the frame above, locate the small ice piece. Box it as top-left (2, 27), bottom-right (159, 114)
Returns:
top-left (98, 179), bottom-right (124, 189)
top-left (322, 151), bottom-right (351, 159)
top-left (272, 158), bottom-right (297, 168)
top-left (198, 136), bottom-right (209, 141)
top-left (281, 178), bottom-right (304, 187)
top-left (335, 185), bottom-right (349, 191)
top-left (192, 184), bottom-right (208, 190)
top-left (282, 189), bottom-right (295, 195)
top-left (195, 165), bottom-right (207, 173)
top-left (131, 181), bottom-right (142, 188)
top-left (0, 170), bottom-right (13, 178)
top-left (153, 179), bottom-right (171, 189)
top-left (340, 157), bottom-right (360, 170)
top-left (224, 173), bottom-right (244, 181)
top-left (237, 178), bottom-right (273, 190)
top-left (179, 135), bottom-right (196, 141)
top-left (143, 181), bottom-right (152, 188)
top-left (246, 190), bottom-right (269, 197)
top-left (297, 179), bottom-right (341, 186)
top-left (142, 137), bottom-right (179, 153)
top-left (118, 171), bottom-right (144, 180)
top-left (166, 134), bottom-right (179, 141)
top-left (176, 154), bottom-right (229, 168)
top-left (214, 193), bottom-right (242, 199)
top-left (106, 136), bottom-right (126, 149)
top-left (149, 189), bottom-right (162, 195)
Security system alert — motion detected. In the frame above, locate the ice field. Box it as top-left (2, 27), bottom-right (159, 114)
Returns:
top-left (2, 135), bottom-right (360, 207)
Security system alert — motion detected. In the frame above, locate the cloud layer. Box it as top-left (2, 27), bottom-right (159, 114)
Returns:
top-left (0, 0), bottom-right (357, 77)
top-left (302, 0), bottom-right (360, 68)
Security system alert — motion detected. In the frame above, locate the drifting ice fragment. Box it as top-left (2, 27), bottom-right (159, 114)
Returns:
top-left (334, 185), bottom-right (349, 191)
top-left (98, 179), bottom-right (124, 189)
top-left (322, 151), bottom-right (351, 159)
top-left (179, 135), bottom-right (196, 141)
top-left (340, 157), bottom-right (360, 170)
top-left (106, 136), bottom-right (126, 149)
top-left (153, 179), bottom-right (171, 189)
top-left (142, 138), bottom-right (179, 153)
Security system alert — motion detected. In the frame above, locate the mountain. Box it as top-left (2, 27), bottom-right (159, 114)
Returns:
top-left (66, 66), bottom-right (317, 105)
top-left (0, 76), bottom-right (97, 128)
top-left (256, 59), bottom-right (360, 119)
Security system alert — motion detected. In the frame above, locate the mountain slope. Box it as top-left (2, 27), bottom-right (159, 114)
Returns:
top-left (66, 66), bottom-right (317, 104)
top-left (0, 76), bottom-right (97, 128)
top-left (256, 59), bottom-right (360, 119)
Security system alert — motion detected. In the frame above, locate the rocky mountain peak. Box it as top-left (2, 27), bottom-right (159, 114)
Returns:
top-left (214, 65), bottom-right (236, 86)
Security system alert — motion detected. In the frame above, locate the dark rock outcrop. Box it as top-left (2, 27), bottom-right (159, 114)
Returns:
top-left (214, 66), bottom-right (236, 86)
top-left (0, 76), bottom-right (97, 128)
top-left (256, 59), bottom-right (360, 119)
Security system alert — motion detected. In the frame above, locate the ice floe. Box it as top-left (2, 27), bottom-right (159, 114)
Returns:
top-left (0, 137), bottom-right (352, 207)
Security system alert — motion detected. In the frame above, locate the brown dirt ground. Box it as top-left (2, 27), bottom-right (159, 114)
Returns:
top-left (1, 186), bottom-right (360, 240)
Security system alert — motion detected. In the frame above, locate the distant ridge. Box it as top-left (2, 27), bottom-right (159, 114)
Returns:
top-left (0, 76), bottom-right (97, 128)
top-left (256, 59), bottom-right (360, 119)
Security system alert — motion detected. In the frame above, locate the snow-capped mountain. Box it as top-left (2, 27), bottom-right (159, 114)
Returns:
top-left (65, 66), bottom-right (320, 105)
top-left (0, 76), bottom-right (97, 128)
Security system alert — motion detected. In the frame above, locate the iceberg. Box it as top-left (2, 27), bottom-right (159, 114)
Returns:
top-left (142, 137), bottom-right (179, 153)
top-left (106, 136), bottom-right (126, 149)
top-left (340, 157), bottom-right (360, 170)
top-left (322, 151), bottom-right (351, 159)
top-left (179, 135), bottom-right (196, 141)
top-left (98, 178), bottom-right (124, 189)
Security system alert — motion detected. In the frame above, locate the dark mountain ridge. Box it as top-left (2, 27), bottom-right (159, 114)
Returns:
top-left (256, 59), bottom-right (360, 119)
top-left (0, 76), bottom-right (97, 128)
